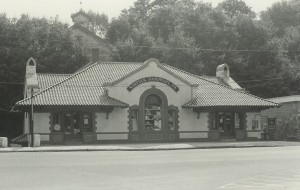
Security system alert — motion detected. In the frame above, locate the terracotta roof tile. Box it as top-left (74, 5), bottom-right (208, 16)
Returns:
top-left (17, 62), bottom-right (142, 107)
top-left (16, 61), bottom-right (278, 109)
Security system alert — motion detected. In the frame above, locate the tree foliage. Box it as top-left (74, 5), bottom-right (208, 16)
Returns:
top-left (0, 14), bottom-right (89, 110)
top-left (107, 0), bottom-right (300, 98)
top-left (1, 0), bottom-right (300, 111)
top-left (87, 10), bottom-right (109, 38)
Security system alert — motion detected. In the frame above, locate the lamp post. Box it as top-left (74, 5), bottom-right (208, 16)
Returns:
top-left (26, 57), bottom-right (39, 147)
top-left (30, 88), bottom-right (34, 147)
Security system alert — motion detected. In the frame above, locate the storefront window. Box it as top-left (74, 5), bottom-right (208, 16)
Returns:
top-left (144, 94), bottom-right (162, 131)
top-left (210, 112), bottom-right (217, 130)
top-left (82, 113), bottom-right (92, 132)
top-left (213, 112), bottom-right (244, 131)
top-left (218, 112), bottom-right (225, 131)
top-left (131, 110), bottom-right (138, 132)
top-left (234, 113), bottom-right (241, 129)
top-left (53, 113), bottom-right (62, 132)
top-left (168, 110), bottom-right (175, 131)
top-left (252, 114), bottom-right (260, 130)
top-left (64, 113), bottom-right (72, 135)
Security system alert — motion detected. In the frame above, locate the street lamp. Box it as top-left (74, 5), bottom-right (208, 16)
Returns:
top-left (26, 57), bottom-right (39, 147)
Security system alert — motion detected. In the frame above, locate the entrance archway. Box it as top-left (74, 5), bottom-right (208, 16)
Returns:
top-left (139, 88), bottom-right (169, 141)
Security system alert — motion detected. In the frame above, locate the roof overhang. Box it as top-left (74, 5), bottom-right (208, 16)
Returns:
top-left (13, 104), bottom-right (128, 113)
top-left (183, 105), bottom-right (280, 112)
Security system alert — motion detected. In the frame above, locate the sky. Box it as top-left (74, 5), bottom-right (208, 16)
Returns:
top-left (0, 0), bottom-right (281, 24)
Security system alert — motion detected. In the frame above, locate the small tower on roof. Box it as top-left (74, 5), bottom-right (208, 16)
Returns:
top-left (71, 9), bottom-right (92, 29)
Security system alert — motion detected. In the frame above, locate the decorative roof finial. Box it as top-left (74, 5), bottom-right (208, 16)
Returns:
top-left (80, 0), bottom-right (83, 10)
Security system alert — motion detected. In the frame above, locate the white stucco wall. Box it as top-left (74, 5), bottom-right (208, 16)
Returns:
top-left (107, 60), bottom-right (202, 134)
top-left (179, 111), bottom-right (209, 139)
top-left (33, 113), bottom-right (50, 141)
top-left (95, 108), bottom-right (128, 140)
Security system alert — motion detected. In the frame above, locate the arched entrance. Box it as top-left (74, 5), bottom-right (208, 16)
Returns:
top-left (139, 88), bottom-right (168, 141)
top-left (127, 87), bottom-right (178, 141)
top-left (128, 87), bottom-right (179, 142)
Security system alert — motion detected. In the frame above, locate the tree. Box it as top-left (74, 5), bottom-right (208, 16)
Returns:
top-left (260, 0), bottom-right (300, 36)
top-left (87, 10), bottom-right (109, 38)
top-left (217, 0), bottom-right (255, 18)
top-left (0, 14), bottom-right (89, 110)
top-left (106, 0), bottom-right (300, 98)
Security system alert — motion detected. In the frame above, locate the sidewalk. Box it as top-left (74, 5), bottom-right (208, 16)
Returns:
top-left (1, 141), bottom-right (300, 153)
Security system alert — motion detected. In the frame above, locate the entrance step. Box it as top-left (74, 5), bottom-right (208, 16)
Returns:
top-left (220, 138), bottom-right (236, 142)
top-left (65, 139), bottom-right (83, 145)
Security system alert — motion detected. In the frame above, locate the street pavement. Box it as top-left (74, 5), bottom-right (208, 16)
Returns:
top-left (0, 145), bottom-right (300, 190)
top-left (1, 141), bottom-right (300, 152)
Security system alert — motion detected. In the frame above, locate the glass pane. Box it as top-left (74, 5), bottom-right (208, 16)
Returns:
top-left (168, 110), bottom-right (175, 131)
top-left (234, 113), bottom-right (240, 129)
top-left (218, 112), bottom-right (224, 131)
top-left (145, 94), bottom-right (162, 131)
top-left (73, 113), bottom-right (81, 134)
top-left (131, 111), bottom-right (138, 132)
top-left (83, 113), bottom-right (92, 132)
top-left (64, 113), bottom-right (72, 134)
top-left (53, 114), bottom-right (61, 132)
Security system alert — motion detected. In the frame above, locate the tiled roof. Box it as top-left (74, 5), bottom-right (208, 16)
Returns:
top-left (161, 64), bottom-right (227, 85)
top-left (182, 83), bottom-right (278, 108)
top-left (37, 73), bottom-right (71, 90)
top-left (161, 64), bottom-right (278, 108)
top-left (16, 62), bottom-right (142, 107)
top-left (16, 61), bottom-right (278, 109)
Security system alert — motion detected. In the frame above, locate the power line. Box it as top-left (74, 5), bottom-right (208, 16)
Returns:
top-left (130, 45), bottom-right (293, 52)
top-left (0, 81), bottom-right (24, 85)
top-left (0, 108), bottom-right (12, 112)
top-left (0, 34), bottom-right (76, 43)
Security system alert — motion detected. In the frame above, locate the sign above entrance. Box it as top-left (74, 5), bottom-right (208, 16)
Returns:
top-left (127, 77), bottom-right (179, 92)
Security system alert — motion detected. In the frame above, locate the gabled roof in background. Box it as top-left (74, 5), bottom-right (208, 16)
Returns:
top-left (267, 95), bottom-right (300, 103)
top-left (15, 60), bottom-right (278, 109)
top-left (71, 24), bottom-right (110, 46)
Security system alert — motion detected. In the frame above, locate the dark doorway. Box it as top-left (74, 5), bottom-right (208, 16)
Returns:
top-left (64, 113), bottom-right (81, 141)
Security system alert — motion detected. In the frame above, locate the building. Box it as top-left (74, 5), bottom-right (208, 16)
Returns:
top-left (261, 95), bottom-right (300, 140)
top-left (13, 58), bottom-right (278, 145)
top-left (71, 10), bottom-right (111, 62)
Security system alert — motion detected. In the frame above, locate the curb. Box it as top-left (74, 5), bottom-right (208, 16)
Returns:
top-left (0, 143), bottom-right (297, 153)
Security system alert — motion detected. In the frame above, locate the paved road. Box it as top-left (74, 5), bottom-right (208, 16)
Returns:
top-left (1, 146), bottom-right (300, 190)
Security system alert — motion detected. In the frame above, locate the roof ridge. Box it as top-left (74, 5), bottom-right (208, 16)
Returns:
top-left (163, 64), bottom-right (279, 106)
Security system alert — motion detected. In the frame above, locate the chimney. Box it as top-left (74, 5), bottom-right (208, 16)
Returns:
top-left (216, 63), bottom-right (230, 80)
top-left (92, 48), bottom-right (100, 62)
